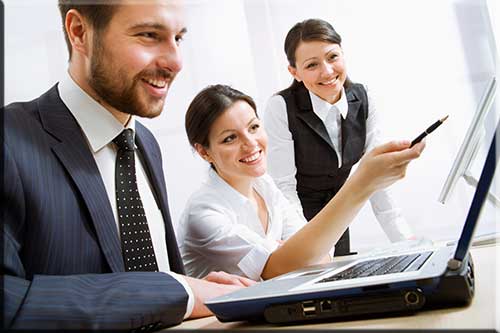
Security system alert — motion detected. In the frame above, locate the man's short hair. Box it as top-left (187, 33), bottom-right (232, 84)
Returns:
top-left (58, 0), bottom-right (120, 60)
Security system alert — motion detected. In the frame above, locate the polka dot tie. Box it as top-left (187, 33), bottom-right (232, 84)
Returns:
top-left (113, 129), bottom-right (158, 272)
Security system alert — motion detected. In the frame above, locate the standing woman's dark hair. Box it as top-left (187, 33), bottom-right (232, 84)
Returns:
top-left (185, 84), bottom-right (257, 149)
top-left (284, 18), bottom-right (352, 89)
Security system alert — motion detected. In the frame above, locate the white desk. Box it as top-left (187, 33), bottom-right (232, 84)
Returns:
top-left (171, 243), bottom-right (499, 330)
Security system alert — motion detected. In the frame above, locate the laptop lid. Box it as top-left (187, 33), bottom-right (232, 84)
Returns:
top-left (449, 116), bottom-right (499, 269)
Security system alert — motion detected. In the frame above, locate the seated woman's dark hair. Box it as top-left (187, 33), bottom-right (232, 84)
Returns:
top-left (185, 84), bottom-right (257, 149)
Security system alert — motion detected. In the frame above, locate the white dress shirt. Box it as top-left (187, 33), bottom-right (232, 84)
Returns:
top-left (263, 86), bottom-right (415, 242)
top-left (58, 71), bottom-right (194, 318)
top-left (178, 169), bottom-right (308, 281)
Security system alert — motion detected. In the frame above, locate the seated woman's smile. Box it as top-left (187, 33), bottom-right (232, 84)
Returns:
top-left (198, 100), bottom-right (268, 188)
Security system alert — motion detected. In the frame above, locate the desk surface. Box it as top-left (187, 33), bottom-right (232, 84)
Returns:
top-left (172, 243), bottom-right (499, 330)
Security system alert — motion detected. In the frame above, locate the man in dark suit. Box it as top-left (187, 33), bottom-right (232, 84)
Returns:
top-left (2, 1), bottom-right (253, 330)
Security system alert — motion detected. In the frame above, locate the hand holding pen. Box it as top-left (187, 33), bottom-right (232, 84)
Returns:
top-left (410, 115), bottom-right (449, 148)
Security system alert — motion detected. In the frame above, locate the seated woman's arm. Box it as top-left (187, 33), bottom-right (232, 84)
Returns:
top-left (182, 203), bottom-right (281, 281)
top-left (261, 140), bottom-right (424, 279)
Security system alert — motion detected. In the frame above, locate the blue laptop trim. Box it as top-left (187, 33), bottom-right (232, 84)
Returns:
top-left (452, 117), bottom-right (499, 264)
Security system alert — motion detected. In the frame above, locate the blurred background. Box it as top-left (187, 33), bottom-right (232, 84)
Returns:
top-left (3, 0), bottom-right (499, 252)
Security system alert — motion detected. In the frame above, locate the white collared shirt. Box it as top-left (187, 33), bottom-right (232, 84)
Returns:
top-left (309, 89), bottom-right (349, 167)
top-left (263, 86), bottom-right (415, 242)
top-left (58, 71), bottom-right (193, 318)
top-left (178, 169), bottom-right (308, 281)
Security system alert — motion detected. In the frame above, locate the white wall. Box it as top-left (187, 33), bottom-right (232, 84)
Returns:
top-left (3, 0), bottom-right (498, 252)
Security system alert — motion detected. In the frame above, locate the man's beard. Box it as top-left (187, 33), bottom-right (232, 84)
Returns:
top-left (88, 38), bottom-right (173, 119)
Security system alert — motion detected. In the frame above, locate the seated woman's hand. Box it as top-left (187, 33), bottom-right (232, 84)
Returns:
top-left (203, 271), bottom-right (257, 287)
top-left (353, 140), bottom-right (426, 194)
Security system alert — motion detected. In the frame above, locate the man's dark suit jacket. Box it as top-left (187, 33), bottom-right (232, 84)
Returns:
top-left (2, 85), bottom-right (189, 330)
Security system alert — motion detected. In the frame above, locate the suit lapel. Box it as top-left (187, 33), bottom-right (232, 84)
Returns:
top-left (134, 125), bottom-right (163, 211)
top-left (294, 84), bottom-right (335, 150)
top-left (38, 85), bottom-right (125, 272)
top-left (342, 89), bottom-right (363, 165)
top-left (135, 124), bottom-right (185, 274)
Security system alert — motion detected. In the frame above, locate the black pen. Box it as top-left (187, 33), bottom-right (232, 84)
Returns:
top-left (410, 115), bottom-right (449, 148)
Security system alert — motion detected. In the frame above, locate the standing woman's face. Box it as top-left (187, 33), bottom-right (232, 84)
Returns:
top-left (288, 40), bottom-right (347, 104)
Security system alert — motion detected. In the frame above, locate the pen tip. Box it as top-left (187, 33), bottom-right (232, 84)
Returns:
top-left (441, 115), bottom-right (449, 122)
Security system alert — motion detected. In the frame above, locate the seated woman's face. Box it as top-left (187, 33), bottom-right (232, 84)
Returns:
top-left (289, 40), bottom-right (346, 104)
top-left (203, 100), bottom-right (268, 182)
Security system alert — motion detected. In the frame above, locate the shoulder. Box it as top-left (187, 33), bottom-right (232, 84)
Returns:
top-left (135, 121), bottom-right (163, 157)
top-left (4, 91), bottom-right (54, 146)
top-left (183, 180), bottom-right (234, 217)
top-left (267, 93), bottom-right (286, 105)
top-left (258, 173), bottom-right (278, 187)
top-left (4, 97), bottom-right (42, 127)
top-left (5, 84), bottom-right (76, 138)
top-left (346, 82), bottom-right (368, 97)
top-left (276, 81), bottom-right (306, 98)
top-left (347, 82), bottom-right (378, 102)
top-left (135, 121), bottom-right (157, 144)
top-left (346, 82), bottom-right (371, 110)
top-left (276, 85), bottom-right (293, 98)
top-left (264, 94), bottom-right (287, 119)
top-left (256, 173), bottom-right (285, 201)
top-left (179, 181), bottom-right (236, 237)
top-left (263, 94), bottom-right (291, 133)
top-left (264, 85), bottom-right (308, 123)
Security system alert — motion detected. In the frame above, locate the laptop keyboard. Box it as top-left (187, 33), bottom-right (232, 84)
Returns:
top-left (317, 251), bottom-right (433, 283)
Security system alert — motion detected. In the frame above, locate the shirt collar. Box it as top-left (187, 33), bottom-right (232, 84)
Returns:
top-left (309, 88), bottom-right (349, 121)
top-left (206, 168), bottom-right (251, 208)
top-left (206, 168), bottom-right (272, 210)
top-left (58, 70), bottom-right (135, 153)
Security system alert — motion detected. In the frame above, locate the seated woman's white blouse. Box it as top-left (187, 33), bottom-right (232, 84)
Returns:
top-left (178, 168), bottom-right (307, 281)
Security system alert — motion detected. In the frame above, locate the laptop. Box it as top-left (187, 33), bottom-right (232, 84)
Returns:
top-left (205, 98), bottom-right (499, 324)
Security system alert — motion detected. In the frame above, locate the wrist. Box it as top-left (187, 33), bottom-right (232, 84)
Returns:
top-left (347, 170), bottom-right (375, 202)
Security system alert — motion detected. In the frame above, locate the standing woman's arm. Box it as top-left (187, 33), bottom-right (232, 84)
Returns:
top-left (263, 95), bottom-right (305, 218)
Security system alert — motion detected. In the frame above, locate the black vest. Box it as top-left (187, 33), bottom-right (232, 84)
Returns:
top-left (278, 82), bottom-right (368, 255)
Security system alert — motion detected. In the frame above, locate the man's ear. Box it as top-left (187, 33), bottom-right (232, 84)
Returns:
top-left (194, 143), bottom-right (212, 163)
top-left (288, 65), bottom-right (301, 82)
top-left (65, 9), bottom-right (91, 57)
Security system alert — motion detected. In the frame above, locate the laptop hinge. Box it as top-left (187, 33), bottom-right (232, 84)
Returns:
top-left (447, 258), bottom-right (462, 270)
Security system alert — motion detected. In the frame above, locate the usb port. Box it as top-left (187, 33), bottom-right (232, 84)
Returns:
top-left (301, 301), bottom-right (316, 317)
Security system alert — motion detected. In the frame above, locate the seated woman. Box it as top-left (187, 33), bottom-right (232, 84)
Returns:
top-left (178, 84), bottom-right (424, 281)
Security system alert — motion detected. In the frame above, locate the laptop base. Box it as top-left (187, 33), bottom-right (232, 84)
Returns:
top-left (425, 252), bottom-right (474, 308)
top-left (262, 253), bottom-right (474, 324)
top-left (264, 288), bottom-right (426, 324)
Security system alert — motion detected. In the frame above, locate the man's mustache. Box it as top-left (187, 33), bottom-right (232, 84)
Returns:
top-left (138, 68), bottom-right (174, 82)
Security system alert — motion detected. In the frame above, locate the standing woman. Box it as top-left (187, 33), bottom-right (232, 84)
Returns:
top-left (264, 19), bottom-right (415, 256)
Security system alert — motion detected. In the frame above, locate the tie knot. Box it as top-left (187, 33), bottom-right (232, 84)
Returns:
top-left (113, 129), bottom-right (135, 151)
